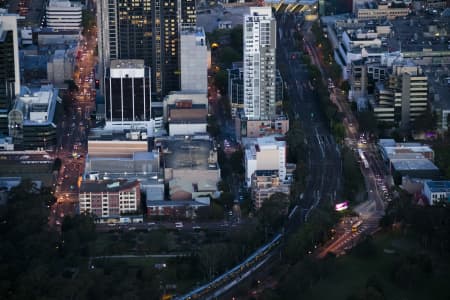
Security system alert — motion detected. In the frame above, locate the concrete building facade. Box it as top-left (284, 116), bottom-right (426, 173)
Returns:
top-left (8, 85), bottom-right (60, 150)
top-left (180, 27), bottom-right (208, 93)
top-left (244, 135), bottom-right (286, 186)
top-left (47, 49), bottom-right (75, 86)
top-left (373, 63), bottom-right (428, 128)
top-left (251, 170), bottom-right (290, 209)
top-left (356, 1), bottom-right (410, 20)
top-left (79, 180), bottom-right (141, 218)
top-left (160, 136), bottom-right (220, 199)
top-left (45, 0), bottom-right (82, 31)
top-left (423, 180), bottom-right (450, 205)
top-left (243, 7), bottom-right (277, 120)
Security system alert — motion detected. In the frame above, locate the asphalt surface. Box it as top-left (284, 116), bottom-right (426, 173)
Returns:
top-left (217, 15), bottom-right (344, 300)
top-left (278, 15), bottom-right (342, 229)
top-left (49, 24), bottom-right (98, 227)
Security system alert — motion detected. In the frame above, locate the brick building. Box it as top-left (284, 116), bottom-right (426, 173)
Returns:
top-left (79, 180), bottom-right (141, 218)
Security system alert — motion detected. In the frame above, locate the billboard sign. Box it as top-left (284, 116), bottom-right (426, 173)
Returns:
top-left (335, 201), bottom-right (348, 211)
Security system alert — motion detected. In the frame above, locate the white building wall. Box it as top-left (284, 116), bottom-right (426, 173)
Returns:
top-left (243, 7), bottom-right (276, 120)
top-left (278, 142), bottom-right (286, 180)
top-left (245, 151), bottom-right (257, 187)
top-left (180, 27), bottom-right (208, 93)
top-left (169, 123), bottom-right (207, 136)
top-left (245, 137), bottom-right (287, 186)
top-left (46, 0), bottom-right (82, 31)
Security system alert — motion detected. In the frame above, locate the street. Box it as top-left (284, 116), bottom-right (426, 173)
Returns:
top-left (278, 15), bottom-right (342, 230)
top-left (49, 23), bottom-right (98, 227)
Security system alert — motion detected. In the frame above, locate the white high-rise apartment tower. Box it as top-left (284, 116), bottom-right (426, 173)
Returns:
top-left (243, 7), bottom-right (276, 120)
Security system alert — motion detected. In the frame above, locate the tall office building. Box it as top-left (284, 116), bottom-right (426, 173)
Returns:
top-left (97, 0), bottom-right (196, 99)
top-left (0, 11), bottom-right (21, 136)
top-left (243, 7), bottom-right (277, 121)
top-left (104, 60), bottom-right (152, 129)
top-left (180, 26), bottom-right (207, 93)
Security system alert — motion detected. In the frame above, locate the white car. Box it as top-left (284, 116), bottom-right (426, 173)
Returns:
top-left (175, 222), bottom-right (183, 228)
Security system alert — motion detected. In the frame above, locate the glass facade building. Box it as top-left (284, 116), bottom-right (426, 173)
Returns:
top-left (104, 60), bottom-right (151, 125)
top-left (97, 0), bottom-right (196, 99)
top-left (0, 14), bottom-right (21, 136)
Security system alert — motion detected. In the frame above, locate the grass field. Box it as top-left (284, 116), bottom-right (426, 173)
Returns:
top-left (304, 232), bottom-right (450, 300)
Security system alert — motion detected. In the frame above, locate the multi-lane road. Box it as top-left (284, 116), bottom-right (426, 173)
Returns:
top-left (278, 15), bottom-right (342, 226)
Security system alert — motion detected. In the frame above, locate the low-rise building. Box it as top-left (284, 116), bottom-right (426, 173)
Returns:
top-left (378, 139), bottom-right (440, 184)
top-left (356, 1), bottom-right (410, 21)
top-left (86, 129), bottom-right (164, 195)
top-left (159, 135), bottom-right (220, 199)
top-left (8, 85), bottom-right (61, 150)
top-left (167, 103), bottom-right (208, 136)
top-left (371, 62), bottom-right (428, 128)
top-left (244, 135), bottom-right (287, 187)
top-left (37, 28), bottom-right (80, 46)
top-left (0, 151), bottom-right (54, 185)
top-left (235, 114), bottom-right (289, 139)
top-left (251, 170), bottom-right (290, 209)
top-left (146, 197), bottom-right (210, 218)
top-left (47, 49), bottom-right (75, 86)
top-left (379, 139), bottom-right (435, 161)
top-left (0, 136), bottom-right (14, 150)
top-left (163, 91), bottom-right (208, 122)
top-left (422, 180), bottom-right (450, 205)
top-left (79, 180), bottom-right (141, 218)
top-left (45, 0), bottom-right (82, 31)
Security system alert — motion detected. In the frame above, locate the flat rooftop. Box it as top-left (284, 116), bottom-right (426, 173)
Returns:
top-left (391, 159), bottom-right (439, 171)
top-left (425, 180), bottom-right (450, 192)
top-left (110, 59), bottom-right (145, 69)
top-left (89, 128), bottom-right (149, 141)
top-left (387, 15), bottom-right (450, 53)
top-left (80, 180), bottom-right (139, 193)
top-left (161, 136), bottom-right (217, 171)
top-left (426, 65), bottom-right (450, 111)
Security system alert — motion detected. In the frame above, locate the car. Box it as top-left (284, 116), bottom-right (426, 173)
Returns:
top-left (175, 222), bottom-right (183, 228)
top-left (193, 225), bottom-right (201, 230)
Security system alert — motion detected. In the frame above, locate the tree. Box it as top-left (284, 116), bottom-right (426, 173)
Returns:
top-left (64, 79), bottom-right (78, 92)
top-left (218, 46), bottom-right (241, 68)
top-left (357, 111), bottom-right (379, 136)
top-left (214, 69), bottom-right (228, 94)
top-left (229, 149), bottom-right (244, 175)
top-left (340, 80), bottom-right (351, 93)
top-left (53, 157), bottom-right (62, 171)
top-left (332, 122), bottom-right (345, 142)
top-left (230, 25), bottom-right (243, 51)
top-left (342, 146), bottom-right (365, 203)
top-left (257, 192), bottom-right (289, 236)
top-left (218, 191), bottom-right (234, 209)
top-left (207, 115), bottom-right (221, 138)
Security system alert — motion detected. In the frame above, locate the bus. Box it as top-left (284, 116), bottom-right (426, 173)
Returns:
top-left (352, 220), bottom-right (363, 232)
